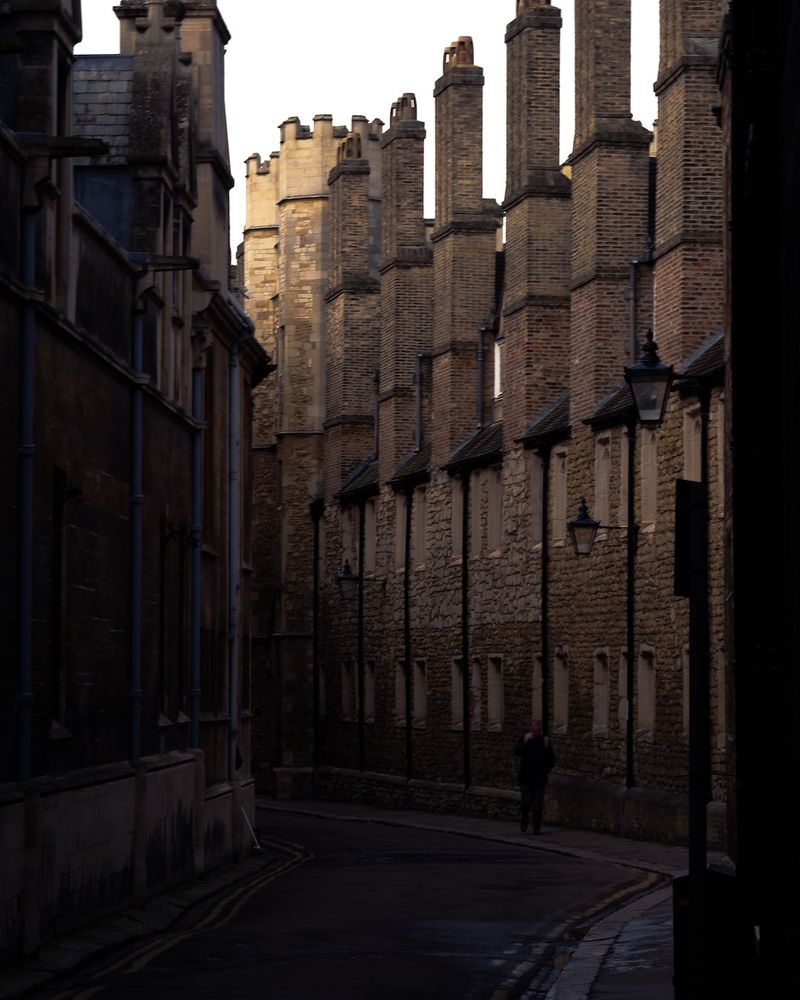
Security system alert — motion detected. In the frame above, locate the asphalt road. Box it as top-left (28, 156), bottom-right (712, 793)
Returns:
top-left (39, 810), bottom-right (644, 1000)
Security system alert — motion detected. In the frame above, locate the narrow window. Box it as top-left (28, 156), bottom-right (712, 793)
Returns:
top-left (413, 487), bottom-right (426, 568)
top-left (593, 649), bottom-right (610, 737)
top-left (641, 429), bottom-right (658, 526)
top-left (394, 660), bottom-right (407, 724)
top-left (683, 404), bottom-right (702, 483)
top-left (341, 660), bottom-right (354, 721)
top-left (487, 655), bottom-right (504, 730)
top-left (530, 453), bottom-right (544, 548)
top-left (493, 336), bottom-right (504, 399)
top-left (342, 505), bottom-right (357, 570)
top-left (364, 659), bottom-right (376, 724)
top-left (637, 646), bottom-right (656, 739)
top-left (618, 648), bottom-right (629, 734)
top-left (487, 466), bottom-right (503, 553)
top-left (471, 658), bottom-right (482, 729)
top-left (451, 658), bottom-right (464, 729)
top-left (552, 449), bottom-right (568, 542)
top-left (413, 659), bottom-right (427, 725)
top-left (451, 479), bottom-right (463, 559)
top-left (364, 499), bottom-right (377, 574)
top-left (318, 663), bottom-right (327, 722)
top-left (594, 434), bottom-right (611, 529)
top-left (394, 494), bottom-right (406, 572)
top-left (470, 470), bottom-right (483, 558)
top-left (618, 431), bottom-right (630, 528)
top-left (553, 646), bottom-right (569, 734)
top-left (531, 653), bottom-right (543, 723)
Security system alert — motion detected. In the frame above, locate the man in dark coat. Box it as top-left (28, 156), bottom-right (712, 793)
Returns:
top-left (514, 719), bottom-right (555, 834)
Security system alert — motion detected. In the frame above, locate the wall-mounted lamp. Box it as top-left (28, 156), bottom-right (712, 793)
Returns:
top-left (624, 328), bottom-right (674, 427)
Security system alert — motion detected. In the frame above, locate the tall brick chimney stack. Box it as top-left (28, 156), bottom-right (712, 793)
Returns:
top-left (503, 0), bottom-right (571, 441)
top-left (325, 128), bottom-right (381, 495)
top-left (378, 94), bottom-right (433, 482)
top-left (431, 37), bottom-right (502, 466)
top-left (653, 0), bottom-right (725, 366)
top-left (568, 0), bottom-right (652, 423)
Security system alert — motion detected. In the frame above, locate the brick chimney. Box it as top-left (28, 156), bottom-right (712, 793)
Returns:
top-left (378, 93), bottom-right (433, 482)
top-left (653, 0), bottom-right (725, 366)
top-left (325, 129), bottom-right (380, 496)
top-left (568, 0), bottom-right (652, 423)
top-left (431, 37), bottom-right (502, 466)
top-left (503, 0), bottom-right (571, 441)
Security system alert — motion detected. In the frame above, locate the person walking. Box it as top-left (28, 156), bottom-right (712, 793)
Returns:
top-left (514, 720), bottom-right (555, 834)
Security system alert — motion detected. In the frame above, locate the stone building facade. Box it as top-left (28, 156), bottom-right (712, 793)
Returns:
top-left (0, 0), bottom-right (268, 964)
top-left (245, 0), bottom-right (729, 845)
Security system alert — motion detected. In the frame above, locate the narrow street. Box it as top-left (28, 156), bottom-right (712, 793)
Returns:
top-left (36, 808), bottom-right (649, 1000)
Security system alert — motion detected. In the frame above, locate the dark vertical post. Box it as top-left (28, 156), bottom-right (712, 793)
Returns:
top-left (689, 385), bottom-right (711, 993)
top-left (357, 499), bottom-right (366, 772)
top-left (539, 448), bottom-right (551, 735)
top-left (227, 339), bottom-right (241, 781)
top-left (18, 209), bottom-right (37, 783)
top-left (130, 306), bottom-right (145, 763)
top-left (311, 498), bottom-right (323, 773)
top-left (190, 361), bottom-right (203, 749)
top-left (403, 489), bottom-right (413, 781)
top-left (461, 471), bottom-right (471, 789)
top-left (625, 417), bottom-right (637, 790)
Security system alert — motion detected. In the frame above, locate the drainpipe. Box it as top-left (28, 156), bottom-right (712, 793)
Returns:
top-left (357, 498), bottom-right (366, 772)
top-left (130, 301), bottom-right (145, 762)
top-left (538, 447), bottom-right (552, 735)
top-left (190, 345), bottom-right (204, 749)
top-left (227, 338), bottom-right (241, 781)
top-left (460, 470), bottom-right (471, 789)
top-left (403, 487), bottom-right (413, 781)
top-left (311, 498), bottom-right (323, 774)
top-left (625, 416), bottom-right (638, 790)
top-left (18, 207), bottom-right (38, 784)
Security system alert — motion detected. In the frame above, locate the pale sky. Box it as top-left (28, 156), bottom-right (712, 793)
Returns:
top-left (76, 0), bottom-right (660, 258)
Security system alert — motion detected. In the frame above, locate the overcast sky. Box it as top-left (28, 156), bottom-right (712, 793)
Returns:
top-left (76, 0), bottom-right (660, 257)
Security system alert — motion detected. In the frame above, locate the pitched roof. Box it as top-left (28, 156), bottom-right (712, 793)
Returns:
top-left (679, 330), bottom-right (725, 381)
top-left (520, 392), bottom-right (571, 446)
top-left (337, 457), bottom-right (379, 501)
top-left (389, 441), bottom-right (432, 488)
top-left (444, 422), bottom-right (503, 471)
top-left (587, 382), bottom-right (635, 428)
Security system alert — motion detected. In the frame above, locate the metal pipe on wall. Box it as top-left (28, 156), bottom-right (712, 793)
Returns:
top-left (403, 488), bottom-right (413, 781)
top-left (538, 447), bottom-right (551, 735)
top-left (460, 471), bottom-right (471, 789)
top-left (130, 307), bottom-right (145, 762)
top-left (625, 417), bottom-right (637, 790)
top-left (18, 209), bottom-right (38, 783)
top-left (227, 339), bottom-right (241, 781)
top-left (357, 499), bottom-right (366, 772)
top-left (190, 359), bottom-right (203, 749)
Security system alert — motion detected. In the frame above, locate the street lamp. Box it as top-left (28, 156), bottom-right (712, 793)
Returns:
top-left (336, 560), bottom-right (359, 601)
top-left (568, 498), bottom-right (601, 556)
top-left (624, 328), bottom-right (674, 426)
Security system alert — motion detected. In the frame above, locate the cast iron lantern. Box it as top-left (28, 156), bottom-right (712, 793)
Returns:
top-left (569, 499), bottom-right (601, 556)
top-left (337, 560), bottom-right (359, 601)
top-left (624, 329), bottom-right (674, 427)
